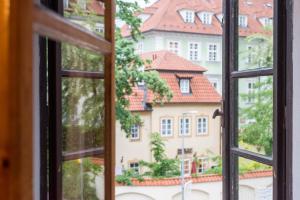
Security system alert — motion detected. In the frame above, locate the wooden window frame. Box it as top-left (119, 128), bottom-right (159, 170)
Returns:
top-left (37, 0), bottom-right (115, 199)
top-left (222, 0), bottom-right (293, 199)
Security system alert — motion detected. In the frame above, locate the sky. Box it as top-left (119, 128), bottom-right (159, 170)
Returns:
top-left (116, 0), bottom-right (157, 27)
top-left (122, 0), bottom-right (158, 7)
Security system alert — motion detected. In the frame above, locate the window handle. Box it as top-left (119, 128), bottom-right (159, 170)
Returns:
top-left (212, 109), bottom-right (223, 119)
top-left (213, 100), bottom-right (224, 128)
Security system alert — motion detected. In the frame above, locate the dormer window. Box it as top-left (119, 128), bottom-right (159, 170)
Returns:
top-left (259, 17), bottom-right (273, 27)
top-left (198, 12), bottom-right (213, 25)
top-left (180, 10), bottom-right (195, 23)
top-left (238, 15), bottom-right (248, 27)
top-left (180, 79), bottom-right (190, 94)
top-left (185, 10), bottom-right (194, 23)
top-left (216, 13), bottom-right (224, 24)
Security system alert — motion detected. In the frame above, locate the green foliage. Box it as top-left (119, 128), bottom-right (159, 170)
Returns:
top-left (115, 0), bottom-right (173, 134)
top-left (115, 169), bottom-right (144, 186)
top-left (239, 34), bottom-right (274, 156)
top-left (62, 158), bottom-right (103, 200)
top-left (140, 133), bottom-right (180, 178)
top-left (204, 156), bottom-right (271, 175)
top-left (204, 156), bottom-right (222, 175)
top-left (62, 0), bottom-right (173, 137)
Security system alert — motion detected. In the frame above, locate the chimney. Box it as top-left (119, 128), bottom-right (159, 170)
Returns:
top-left (142, 83), bottom-right (148, 110)
top-left (152, 54), bottom-right (157, 60)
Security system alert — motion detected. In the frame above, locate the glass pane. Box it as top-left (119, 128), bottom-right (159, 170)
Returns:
top-left (63, 0), bottom-right (105, 36)
top-left (238, 0), bottom-right (274, 71)
top-left (62, 78), bottom-right (104, 153)
top-left (63, 157), bottom-right (104, 200)
top-left (238, 157), bottom-right (273, 200)
top-left (237, 76), bottom-right (273, 156)
top-left (62, 42), bottom-right (104, 72)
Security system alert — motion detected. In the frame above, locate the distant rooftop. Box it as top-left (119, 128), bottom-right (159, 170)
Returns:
top-left (128, 51), bottom-right (221, 111)
top-left (121, 0), bottom-right (273, 37)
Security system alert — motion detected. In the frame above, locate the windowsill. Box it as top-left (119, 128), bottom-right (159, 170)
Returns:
top-left (196, 133), bottom-right (209, 136)
top-left (130, 138), bottom-right (141, 142)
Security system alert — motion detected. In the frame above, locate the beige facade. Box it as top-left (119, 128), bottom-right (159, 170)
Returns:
top-left (116, 103), bottom-right (221, 173)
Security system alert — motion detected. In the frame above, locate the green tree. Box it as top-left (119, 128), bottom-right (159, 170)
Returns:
top-left (140, 133), bottom-right (180, 178)
top-left (62, 0), bottom-right (172, 137)
top-left (62, 158), bottom-right (102, 200)
top-left (239, 33), bottom-right (273, 156)
top-left (62, 1), bottom-right (173, 198)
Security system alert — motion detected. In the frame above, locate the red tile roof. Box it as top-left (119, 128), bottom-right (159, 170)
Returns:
top-left (128, 51), bottom-right (221, 111)
top-left (141, 51), bottom-right (207, 72)
top-left (116, 170), bottom-right (272, 186)
top-left (121, 0), bottom-right (273, 37)
top-left (67, 0), bottom-right (105, 16)
top-left (88, 0), bottom-right (105, 16)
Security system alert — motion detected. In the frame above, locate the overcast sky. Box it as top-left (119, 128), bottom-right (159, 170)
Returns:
top-left (116, 0), bottom-right (157, 27)
top-left (122, 0), bottom-right (158, 7)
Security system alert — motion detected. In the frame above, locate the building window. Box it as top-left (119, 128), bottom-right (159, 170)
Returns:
top-left (247, 81), bottom-right (255, 103)
top-left (130, 124), bottom-right (139, 140)
top-left (189, 43), bottom-right (200, 61)
top-left (199, 12), bottom-right (213, 25)
top-left (129, 162), bottom-right (140, 174)
top-left (184, 10), bottom-right (194, 23)
top-left (183, 159), bottom-right (191, 175)
top-left (197, 158), bottom-right (209, 174)
top-left (180, 79), bottom-right (190, 94)
top-left (208, 44), bottom-right (218, 61)
top-left (168, 41), bottom-right (180, 55)
top-left (238, 15), bottom-right (248, 27)
top-left (261, 17), bottom-right (273, 27)
top-left (180, 118), bottom-right (190, 136)
top-left (197, 117), bottom-right (208, 135)
top-left (95, 23), bottom-right (104, 33)
top-left (160, 118), bottom-right (173, 136)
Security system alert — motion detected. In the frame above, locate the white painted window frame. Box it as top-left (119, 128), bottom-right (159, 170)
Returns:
top-left (167, 40), bottom-right (181, 55)
top-left (180, 79), bottom-right (190, 94)
top-left (207, 43), bottom-right (220, 62)
top-left (188, 42), bottom-right (201, 61)
top-left (130, 124), bottom-right (140, 140)
top-left (197, 157), bottom-right (209, 174)
top-left (160, 118), bottom-right (173, 137)
top-left (238, 15), bottom-right (248, 27)
top-left (179, 117), bottom-right (191, 136)
top-left (197, 117), bottom-right (209, 135)
top-left (129, 162), bottom-right (140, 173)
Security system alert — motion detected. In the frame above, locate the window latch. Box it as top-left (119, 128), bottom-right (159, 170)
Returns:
top-left (213, 100), bottom-right (224, 128)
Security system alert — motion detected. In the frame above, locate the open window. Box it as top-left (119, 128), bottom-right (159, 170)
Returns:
top-left (220, 0), bottom-right (289, 199)
top-left (37, 0), bottom-right (115, 199)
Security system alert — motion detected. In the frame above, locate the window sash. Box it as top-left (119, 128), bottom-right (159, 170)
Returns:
top-left (35, 0), bottom-right (116, 199)
top-left (168, 41), bottom-right (180, 55)
top-left (197, 117), bottom-right (208, 135)
top-left (180, 79), bottom-right (190, 93)
top-left (223, 0), bottom-right (289, 199)
top-left (208, 44), bottom-right (219, 61)
top-left (180, 118), bottom-right (190, 135)
top-left (189, 42), bottom-right (200, 61)
top-left (161, 119), bottom-right (172, 136)
top-left (130, 125), bottom-right (139, 139)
